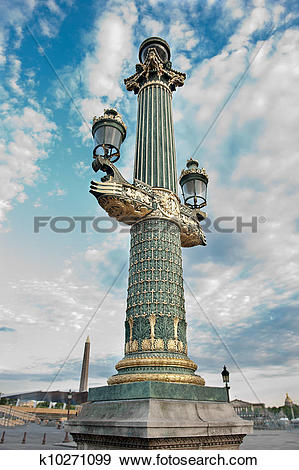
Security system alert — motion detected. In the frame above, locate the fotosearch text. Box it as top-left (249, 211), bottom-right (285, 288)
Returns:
top-left (34, 215), bottom-right (267, 234)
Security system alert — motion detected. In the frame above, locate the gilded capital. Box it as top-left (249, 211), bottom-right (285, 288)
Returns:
top-left (124, 37), bottom-right (186, 94)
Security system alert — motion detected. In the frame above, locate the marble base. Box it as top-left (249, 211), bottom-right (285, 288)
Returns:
top-left (66, 389), bottom-right (252, 449)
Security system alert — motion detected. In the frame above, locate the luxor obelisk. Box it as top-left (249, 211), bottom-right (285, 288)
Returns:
top-left (79, 336), bottom-right (90, 392)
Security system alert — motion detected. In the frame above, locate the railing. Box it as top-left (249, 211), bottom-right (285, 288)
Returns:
top-left (0, 405), bottom-right (38, 426)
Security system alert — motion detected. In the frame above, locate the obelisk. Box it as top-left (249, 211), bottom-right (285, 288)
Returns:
top-left (79, 336), bottom-right (90, 392)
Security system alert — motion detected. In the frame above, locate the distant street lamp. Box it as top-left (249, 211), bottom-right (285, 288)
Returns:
top-left (221, 366), bottom-right (230, 403)
top-left (67, 390), bottom-right (72, 420)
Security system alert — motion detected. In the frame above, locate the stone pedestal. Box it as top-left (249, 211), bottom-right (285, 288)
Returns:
top-left (66, 382), bottom-right (252, 450)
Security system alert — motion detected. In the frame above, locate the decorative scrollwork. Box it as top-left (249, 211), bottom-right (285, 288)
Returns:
top-left (124, 47), bottom-right (186, 95)
top-left (90, 159), bottom-right (206, 245)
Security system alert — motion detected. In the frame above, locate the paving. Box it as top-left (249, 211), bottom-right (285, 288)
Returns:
top-left (240, 428), bottom-right (299, 450)
top-left (0, 423), bottom-right (298, 450)
top-left (0, 423), bottom-right (76, 450)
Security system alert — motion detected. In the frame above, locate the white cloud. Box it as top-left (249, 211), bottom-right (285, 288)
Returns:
top-left (39, 18), bottom-right (55, 38)
top-left (8, 56), bottom-right (23, 95)
top-left (0, 107), bottom-right (57, 227)
top-left (0, 31), bottom-right (6, 65)
top-left (46, 0), bottom-right (64, 18)
top-left (175, 54), bottom-right (192, 71)
top-left (169, 21), bottom-right (199, 51)
top-left (0, 0), bottom-right (37, 62)
top-left (140, 17), bottom-right (163, 37)
top-left (84, 248), bottom-right (104, 265)
top-left (48, 188), bottom-right (66, 197)
top-left (73, 160), bottom-right (90, 177)
top-left (84, 232), bottom-right (129, 268)
top-left (225, 0), bottom-right (244, 19)
top-left (181, 46), bottom-right (248, 125)
top-left (82, 1), bottom-right (138, 103)
top-left (5, 106), bottom-right (57, 135)
top-left (227, 2), bottom-right (271, 51)
top-left (73, 0), bottom-right (138, 141)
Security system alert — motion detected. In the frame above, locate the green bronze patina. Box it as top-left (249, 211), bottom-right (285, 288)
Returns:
top-left (89, 382), bottom-right (228, 402)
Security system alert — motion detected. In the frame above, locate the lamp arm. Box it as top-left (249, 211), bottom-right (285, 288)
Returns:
top-left (92, 155), bottom-right (130, 185)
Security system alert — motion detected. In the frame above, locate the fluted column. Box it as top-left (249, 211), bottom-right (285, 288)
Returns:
top-left (134, 83), bottom-right (177, 193)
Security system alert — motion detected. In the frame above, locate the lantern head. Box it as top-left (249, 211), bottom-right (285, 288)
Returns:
top-left (92, 108), bottom-right (127, 163)
top-left (221, 366), bottom-right (230, 384)
top-left (179, 158), bottom-right (208, 209)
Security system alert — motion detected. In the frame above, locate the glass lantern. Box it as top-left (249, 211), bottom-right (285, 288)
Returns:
top-left (92, 108), bottom-right (127, 163)
top-left (221, 366), bottom-right (230, 384)
top-left (179, 158), bottom-right (208, 209)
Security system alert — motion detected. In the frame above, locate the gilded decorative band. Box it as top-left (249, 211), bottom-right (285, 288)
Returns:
top-left (115, 356), bottom-right (198, 371)
top-left (107, 373), bottom-right (205, 386)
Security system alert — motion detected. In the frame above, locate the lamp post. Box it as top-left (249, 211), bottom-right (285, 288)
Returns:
top-left (221, 366), bottom-right (230, 403)
top-left (66, 36), bottom-right (253, 451)
top-left (89, 36), bottom-right (207, 385)
top-left (67, 390), bottom-right (72, 420)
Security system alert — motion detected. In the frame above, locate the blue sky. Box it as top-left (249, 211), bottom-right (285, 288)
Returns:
top-left (0, 0), bottom-right (299, 406)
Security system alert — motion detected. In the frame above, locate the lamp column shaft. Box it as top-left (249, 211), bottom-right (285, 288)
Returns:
top-left (134, 84), bottom-right (177, 193)
top-left (226, 384), bottom-right (230, 402)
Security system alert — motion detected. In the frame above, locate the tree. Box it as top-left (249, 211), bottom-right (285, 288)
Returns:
top-left (54, 403), bottom-right (64, 409)
top-left (37, 401), bottom-right (50, 408)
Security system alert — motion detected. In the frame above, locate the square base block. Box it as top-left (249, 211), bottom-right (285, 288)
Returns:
top-left (66, 382), bottom-right (252, 450)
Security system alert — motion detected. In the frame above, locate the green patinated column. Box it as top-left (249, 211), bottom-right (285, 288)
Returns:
top-left (135, 83), bottom-right (177, 193)
top-left (108, 38), bottom-right (204, 386)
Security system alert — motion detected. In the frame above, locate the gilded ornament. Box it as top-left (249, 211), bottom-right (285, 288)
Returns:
top-left (142, 338), bottom-right (152, 351)
top-left (154, 338), bottom-right (164, 350)
top-left (128, 316), bottom-right (134, 343)
top-left (167, 339), bottom-right (177, 352)
top-left (173, 316), bottom-right (179, 340)
top-left (124, 47), bottom-right (186, 95)
top-left (115, 356), bottom-right (197, 371)
top-left (108, 372), bottom-right (205, 386)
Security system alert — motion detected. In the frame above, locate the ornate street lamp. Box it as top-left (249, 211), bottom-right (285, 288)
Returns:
top-left (179, 158), bottom-right (208, 210)
top-left (66, 36), bottom-right (253, 450)
top-left (221, 366), bottom-right (230, 403)
top-left (92, 108), bottom-right (127, 163)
